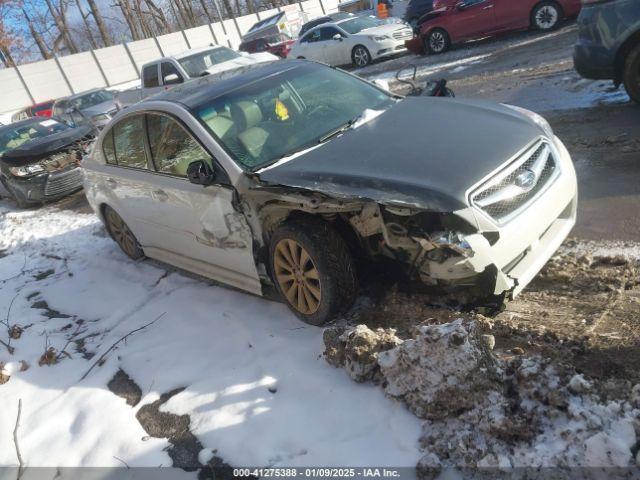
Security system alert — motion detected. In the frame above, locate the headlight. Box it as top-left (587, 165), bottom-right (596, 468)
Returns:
top-left (503, 104), bottom-right (554, 138)
top-left (9, 164), bottom-right (45, 177)
top-left (372, 35), bottom-right (391, 41)
top-left (92, 114), bottom-right (110, 123)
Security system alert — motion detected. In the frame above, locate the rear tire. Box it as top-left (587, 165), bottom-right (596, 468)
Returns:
top-left (425, 28), bottom-right (450, 54)
top-left (269, 218), bottom-right (357, 325)
top-left (531, 1), bottom-right (561, 31)
top-left (352, 45), bottom-right (372, 67)
top-left (103, 205), bottom-right (145, 260)
top-left (623, 44), bottom-right (640, 104)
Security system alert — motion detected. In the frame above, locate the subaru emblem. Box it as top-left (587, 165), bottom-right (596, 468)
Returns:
top-left (515, 169), bottom-right (537, 190)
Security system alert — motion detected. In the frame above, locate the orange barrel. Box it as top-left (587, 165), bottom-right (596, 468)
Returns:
top-left (377, 2), bottom-right (388, 19)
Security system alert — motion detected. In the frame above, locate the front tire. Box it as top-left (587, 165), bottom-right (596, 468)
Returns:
top-left (104, 205), bottom-right (144, 260)
top-left (269, 219), bottom-right (357, 325)
top-left (352, 45), bottom-right (371, 67)
top-left (623, 44), bottom-right (640, 104)
top-left (531, 1), bottom-right (561, 31)
top-left (425, 28), bottom-right (450, 54)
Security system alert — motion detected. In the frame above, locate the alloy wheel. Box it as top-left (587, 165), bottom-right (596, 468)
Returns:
top-left (105, 208), bottom-right (140, 259)
top-left (353, 47), bottom-right (370, 67)
top-left (273, 238), bottom-right (321, 315)
top-left (535, 6), bottom-right (558, 30)
top-left (429, 31), bottom-right (446, 53)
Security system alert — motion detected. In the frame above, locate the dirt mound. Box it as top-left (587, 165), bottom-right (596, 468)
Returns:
top-left (324, 318), bottom-right (640, 470)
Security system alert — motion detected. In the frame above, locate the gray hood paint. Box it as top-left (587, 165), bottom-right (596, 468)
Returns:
top-left (258, 97), bottom-right (546, 211)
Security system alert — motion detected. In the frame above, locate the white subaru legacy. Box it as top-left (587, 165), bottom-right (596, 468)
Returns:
top-left (289, 15), bottom-right (413, 67)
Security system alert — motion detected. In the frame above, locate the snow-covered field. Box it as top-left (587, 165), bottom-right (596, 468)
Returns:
top-left (0, 199), bottom-right (421, 469)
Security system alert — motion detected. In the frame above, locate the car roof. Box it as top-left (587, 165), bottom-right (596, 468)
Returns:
top-left (172, 45), bottom-right (230, 60)
top-left (58, 88), bottom-right (107, 102)
top-left (144, 59), bottom-right (310, 109)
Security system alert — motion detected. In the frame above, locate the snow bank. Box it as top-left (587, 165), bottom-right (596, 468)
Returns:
top-left (0, 199), bottom-right (422, 468)
top-left (324, 320), bottom-right (640, 470)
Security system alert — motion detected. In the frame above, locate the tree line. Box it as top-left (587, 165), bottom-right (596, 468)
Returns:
top-left (0, 0), bottom-right (298, 67)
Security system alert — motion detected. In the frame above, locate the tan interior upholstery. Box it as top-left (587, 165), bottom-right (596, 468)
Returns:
top-left (231, 101), bottom-right (270, 162)
top-left (206, 115), bottom-right (235, 141)
top-left (237, 127), bottom-right (269, 160)
top-left (230, 101), bottom-right (263, 131)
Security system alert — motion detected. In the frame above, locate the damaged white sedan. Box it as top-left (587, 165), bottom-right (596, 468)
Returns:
top-left (82, 60), bottom-right (577, 325)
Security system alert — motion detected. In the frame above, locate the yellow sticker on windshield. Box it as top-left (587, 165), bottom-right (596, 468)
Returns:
top-left (275, 99), bottom-right (290, 121)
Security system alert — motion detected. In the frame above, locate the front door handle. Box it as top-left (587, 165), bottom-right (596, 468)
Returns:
top-left (153, 189), bottom-right (169, 201)
top-left (106, 178), bottom-right (117, 188)
top-left (483, 4), bottom-right (494, 8)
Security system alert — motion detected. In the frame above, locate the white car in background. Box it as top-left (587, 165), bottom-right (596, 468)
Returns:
top-left (140, 46), bottom-right (278, 98)
top-left (289, 15), bottom-right (413, 67)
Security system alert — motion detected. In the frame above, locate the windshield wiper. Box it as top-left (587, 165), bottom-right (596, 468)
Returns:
top-left (256, 114), bottom-right (363, 171)
top-left (318, 114), bottom-right (362, 144)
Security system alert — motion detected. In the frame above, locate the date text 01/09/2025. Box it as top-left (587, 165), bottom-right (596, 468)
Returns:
top-left (232, 468), bottom-right (402, 478)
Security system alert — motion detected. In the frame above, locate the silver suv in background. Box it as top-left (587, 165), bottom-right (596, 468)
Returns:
top-left (52, 89), bottom-right (122, 130)
top-left (82, 60), bottom-right (577, 325)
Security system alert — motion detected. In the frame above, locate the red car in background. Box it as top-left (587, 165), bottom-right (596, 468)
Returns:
top-left (11, 100), bottom-right (55, 123)
top-left (407, 0), bottom-right (581, 54)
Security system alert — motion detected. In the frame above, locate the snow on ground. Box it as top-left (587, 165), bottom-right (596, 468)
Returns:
top-left (0, 199), bottom-right (422, 468)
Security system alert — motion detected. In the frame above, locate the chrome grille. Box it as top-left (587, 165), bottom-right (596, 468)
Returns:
top-left (393, 29), bottom-right (413, 40)
top-left (470, 141), bottom-right (558, 223)
top-left (44, 168), bottom-right (84, 196)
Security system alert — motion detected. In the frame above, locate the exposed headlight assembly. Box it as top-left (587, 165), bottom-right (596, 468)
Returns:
top-left (503, 104), bottom-right (554, 139)
top-left (9, 164), bottom-right (45, 177)
top-left (372, 35), bottom-right (391, 41)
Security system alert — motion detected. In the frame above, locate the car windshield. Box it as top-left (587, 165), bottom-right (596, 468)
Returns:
top-left (339, 16), bottom-right (384, 34)
top-left (193, 63), bottom-right (394, 170)
top-left (179, 47), bottom-right (241, 77)
top-left (0, 119), bottom-right (70, 156)
top-left (71, 90), bottom-right (114, 110)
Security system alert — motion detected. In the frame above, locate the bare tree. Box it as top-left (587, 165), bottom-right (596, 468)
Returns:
top-left (22, 6), bottom-right (53, 58)
top-left (74, 0), bottom-right (98, 48)
top-left (44, 0), bottom-right (79, 53)
top-left (0, 0), bottom-right (18, 67)
top-left (86, 0), bottom-right (112, 46)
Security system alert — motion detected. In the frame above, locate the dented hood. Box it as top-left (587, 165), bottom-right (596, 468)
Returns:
top-left (0, 124), bottom-right (94, 167)
top-left (258, 97), bottom-right (546, 211)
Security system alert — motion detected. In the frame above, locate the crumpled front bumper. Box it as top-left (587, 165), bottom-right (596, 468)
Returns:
top-left (424, 136), bottom-right (578, 298)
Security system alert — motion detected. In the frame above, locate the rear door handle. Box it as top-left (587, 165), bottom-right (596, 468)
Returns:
top-left (483, 4), bottom-right (494, 8)
top-left (153, 189), bottom-right (169, 201)
top-left (106, 178), bottom-right (117, 188)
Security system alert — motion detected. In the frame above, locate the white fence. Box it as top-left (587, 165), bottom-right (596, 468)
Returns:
top-left (1, 0), bottom-right (340, 114)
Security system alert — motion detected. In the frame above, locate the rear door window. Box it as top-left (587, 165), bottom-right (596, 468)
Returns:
top-left (146, 113), bottom-right (211, 177)
top-left (113, 115), bottom-right (148, 169)
top-left (143, 64), bottom-right (159, 88)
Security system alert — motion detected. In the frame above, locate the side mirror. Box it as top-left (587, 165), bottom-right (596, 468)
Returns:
top-left (187, 160), bottom-right (216, 186)
top-left (163, 73), bottom-right (182, 85)
top-left (332, 33), bottom-right (343, 41)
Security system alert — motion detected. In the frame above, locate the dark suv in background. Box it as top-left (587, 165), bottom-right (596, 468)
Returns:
top-left (574, 0), bottom-right (640, 103)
